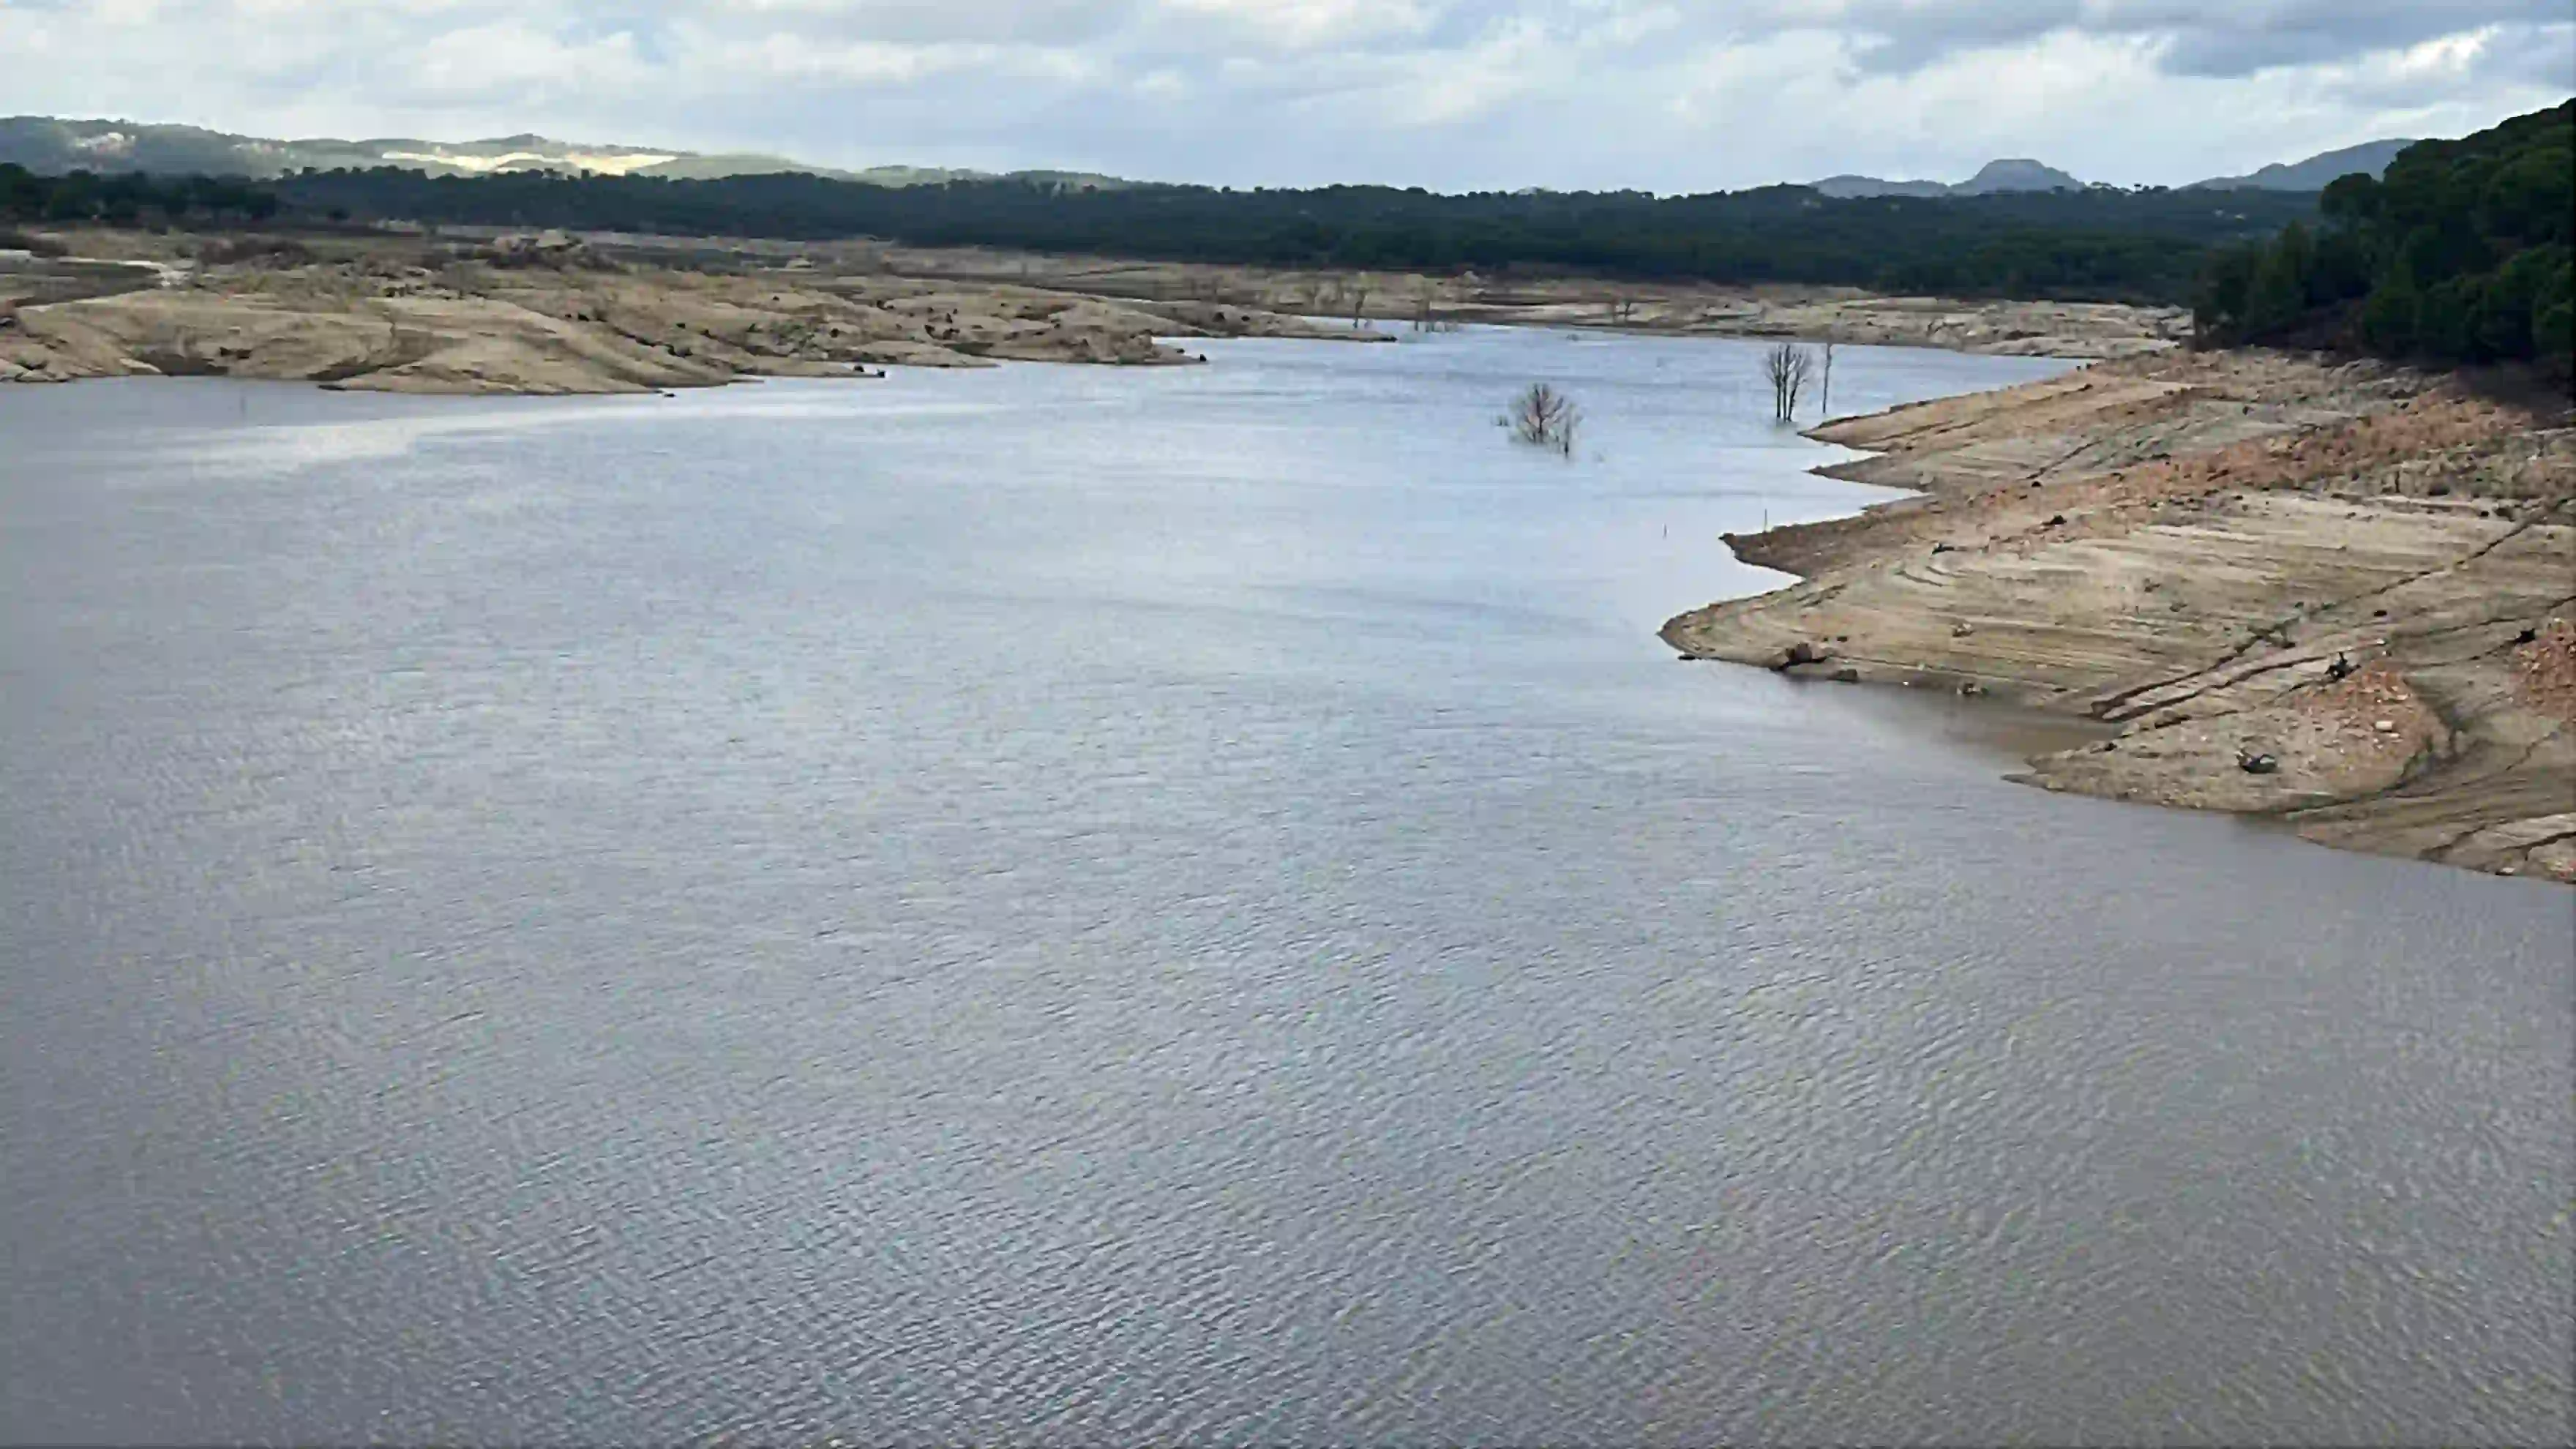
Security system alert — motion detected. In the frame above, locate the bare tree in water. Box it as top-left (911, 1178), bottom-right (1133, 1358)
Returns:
top-left (1819, 340), bottom-right (1835, 419)
top-left (1506, 383), bottom-right (1581, 456)
top-left (1762, 342), bottom-right (1815, 422)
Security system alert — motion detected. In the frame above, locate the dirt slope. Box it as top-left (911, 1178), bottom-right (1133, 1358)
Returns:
top-left (1663, 348), bottom-right (2576, 880)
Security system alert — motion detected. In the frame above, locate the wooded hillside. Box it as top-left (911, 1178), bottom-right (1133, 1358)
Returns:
top-left (2195, 101), bottom-right (2573, 380)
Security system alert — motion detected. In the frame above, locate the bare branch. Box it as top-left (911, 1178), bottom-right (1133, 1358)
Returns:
top-left (1507, 382), bottom-right (1582, 457)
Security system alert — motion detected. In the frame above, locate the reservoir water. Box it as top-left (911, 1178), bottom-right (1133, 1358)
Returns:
top-left (3, 329), bottom-right (2569, 1444)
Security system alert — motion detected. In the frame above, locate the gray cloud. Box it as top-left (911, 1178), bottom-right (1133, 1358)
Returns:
top-left (2120, 1), bottom-right (2569, 78)
top-left (1808, 1), bottom-right (2574, 75)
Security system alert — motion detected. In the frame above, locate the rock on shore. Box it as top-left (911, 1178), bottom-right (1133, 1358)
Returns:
top-left (1663, 348), bottom-right (2576, 880)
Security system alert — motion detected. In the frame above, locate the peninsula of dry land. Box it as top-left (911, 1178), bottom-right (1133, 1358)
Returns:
top-left (1665, 348), bottom-right (2576, 880)
top-left (0, 229), bottom-right (1379, 393)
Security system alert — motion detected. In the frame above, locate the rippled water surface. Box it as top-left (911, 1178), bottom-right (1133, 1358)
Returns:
top-left (4, 331), bottom-right (2569, 1445)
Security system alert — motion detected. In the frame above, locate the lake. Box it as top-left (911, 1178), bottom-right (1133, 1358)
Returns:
top-left (3, 329), bottom-right (2568, 1445)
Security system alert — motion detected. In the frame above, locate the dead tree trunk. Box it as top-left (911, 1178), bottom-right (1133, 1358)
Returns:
top-left (1762, 342), bottom-right (1815, 422)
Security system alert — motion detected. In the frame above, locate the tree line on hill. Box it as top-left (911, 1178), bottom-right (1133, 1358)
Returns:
top-left (0, 164), bottom-right (277, 227)
top-left (7, 151), bottom-right (2321, 307)
top-left (2195, 101), bottom-right (2572, 380)
top-left (263, 168), bottom-right (2319, 304)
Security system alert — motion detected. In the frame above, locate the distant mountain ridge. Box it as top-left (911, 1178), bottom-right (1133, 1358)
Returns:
top-left (1813, 159), bottom-right (2086, 198)
top-left (6, 114), bottom-right (2412, 202)
top-left (1808, 173), bottom-right (1954, 199)
top-left (2183, 139), bottom-right (2417, 192)
top-left (0, 116), bottom-right (1128, 190)
top-left (1812, 140), bottom-right (2416, 198)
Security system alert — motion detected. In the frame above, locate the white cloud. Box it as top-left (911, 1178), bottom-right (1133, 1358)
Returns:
top-left (1157, 0), bottom-right (1439, 49)
top-left (404, 19), bottom-right (652, 103)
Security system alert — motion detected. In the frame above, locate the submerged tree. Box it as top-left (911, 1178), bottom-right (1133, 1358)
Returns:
top-left (1762, 342), bottom-right (1814, 422)
top-left (1506, 382), bottom-right (1581, 456)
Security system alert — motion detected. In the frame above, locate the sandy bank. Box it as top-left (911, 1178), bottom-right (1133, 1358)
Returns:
top-left (0, 230), bottom-right (1382, 394)
top-left (1663, 348), bottom-right (2576, 880)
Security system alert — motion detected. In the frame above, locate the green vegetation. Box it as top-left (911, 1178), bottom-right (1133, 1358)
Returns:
top-left (1, 163), bottom-right (277, 225)
top-left (2195, 101), bottom-right (2573, 380)
top-left (257, 168), bottom-right (2317, 304)
top-left (8, 147), bottom-right (2337, 310)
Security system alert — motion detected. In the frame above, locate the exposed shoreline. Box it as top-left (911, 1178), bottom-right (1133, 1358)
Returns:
top-left (3, 227), bottom-right (2189, 397)
top-left (845, 244), bottom-right (2192, 361)
top-left (0, 229), bottom-right (1389, 394)
top-left (1663, 348), bottom-right (2576, 880)
top-left (23, 229), bottom-right (2566, 877)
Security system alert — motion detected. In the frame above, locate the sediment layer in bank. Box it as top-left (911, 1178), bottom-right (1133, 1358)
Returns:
top-left (1663, 348), bottom-right (2576, 880)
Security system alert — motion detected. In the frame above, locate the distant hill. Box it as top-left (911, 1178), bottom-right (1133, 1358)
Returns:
top-left (1813, 142), bottom-right (2416, 200)
top-left (2184, 139), bottom-right (2416, 192)
top-left (1952, 159), bottom-right (2086, 195)
top-left (1811, 174), bottom-right (1952, 199)
top-left (0, 116), bottom-right (1129, 190)
top-left (1811, 158), bottom-right (2084, 198)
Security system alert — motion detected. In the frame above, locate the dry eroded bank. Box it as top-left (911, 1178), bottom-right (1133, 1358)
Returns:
top-left (0, 231), bottom-right (1379, 394)
top-left (1663, 349), bottom-right (2576, 880)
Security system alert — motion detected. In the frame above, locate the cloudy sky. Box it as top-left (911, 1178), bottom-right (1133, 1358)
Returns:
top-left (4, 1), bottom-right (2570, 190)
